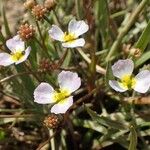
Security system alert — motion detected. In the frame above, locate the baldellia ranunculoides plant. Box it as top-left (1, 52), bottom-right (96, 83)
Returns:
top-left (1, 0), bottom-right (150, 148)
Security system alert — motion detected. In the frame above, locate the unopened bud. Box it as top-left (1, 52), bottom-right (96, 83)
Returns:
top-left (44, 0), bottom-right (56, 10)
top-left (24, 0), bottom-right (36, 9)
top-left (39, 58), bottom-right (58, 72)
top-left (130, 48), bottom-right (141, 58)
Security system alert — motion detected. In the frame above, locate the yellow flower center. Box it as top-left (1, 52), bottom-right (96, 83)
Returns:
top-left (63, 32), bottom-right (76, 43)
top-left (52, 89), bottom-right (70, 104)
top-left (119, 74), bottom-right (136, 89)
top-left (11, 51), bottom-right (24, 62)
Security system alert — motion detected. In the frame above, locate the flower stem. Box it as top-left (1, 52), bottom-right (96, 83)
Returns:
top-left (43, 16), bottom-right (52, 24)
top-left (77, 48), bottom-right (106, 75)
top-left (35, 21), bottom-right (50, 58)
top-left (75, 0), bottom-right (82, 19)
top-left (0, 71), bottom-right (40, 83)
top-left (52, 10), bottom-right (62, 27)
top-left (49, 129), bottom-right (55, 150)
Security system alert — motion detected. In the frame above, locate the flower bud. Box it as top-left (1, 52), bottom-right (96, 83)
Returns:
top-left (130, 48), bottom-right (141, 58)
top-left (44, 0), bottom-right (56, 10)
top-left (24, 0), bottom-right (36, 9)
top-left (39, 58), bottom-right (58, 72)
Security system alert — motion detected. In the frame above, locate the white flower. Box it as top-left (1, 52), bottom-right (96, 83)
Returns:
top-left (34, 71), bottom-right (81, 114)
top-left (0, 35), bottom-right (31, 66)
top-left (48, 19), bottom-right (89, 48)
top-left (109, 59), bottom-right (150, 93)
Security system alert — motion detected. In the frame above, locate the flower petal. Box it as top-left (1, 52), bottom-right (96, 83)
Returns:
top-left (134, 70), bottom-right (150, 93)
top-left (109, 80), bottom-right (127, 92)
top-left (34, 82), bottom-right (55, 104)
top-left (48, 25), bottom-right (65, 41)
top-left (0, 53), bottom-right (14, 66)
top-left (15, 47), bottom-right (31, 65)
top-left (51, 96), bottom-right (73, 114)
top-left (68, 19), bottom-right (89, 37)
top-left (112, 59), bottom-right (134, 79)
top-left (6, 35), bottom-right (25, 52)
top-left (58, 71), bottom-right (81, 93)
top-left (62, 38), bottom-right (85, 48)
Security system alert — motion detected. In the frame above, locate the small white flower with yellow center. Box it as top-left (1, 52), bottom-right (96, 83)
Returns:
top-left (109, 59), bottom-right (150, 93)
top-left (34, 71), bottom-right (81, 114)
top-left (48, 19), bottom-right (89, 48)
top-left (0, 35), bottom-right (31, 66)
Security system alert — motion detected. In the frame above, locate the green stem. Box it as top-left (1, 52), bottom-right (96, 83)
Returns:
top-left (43, 16), bottom-right (52, 24)
top-left (77, 48), bottom-right (106, 75)
top-left (75, 0), bottom-right (82, 19)
top-left (52, 10), bottom-right (61, 27)
top-left (0, 70), bottom-right (41, 83)
top-left (130, 91), bottom-right (149, 149)
top-left (35, 21), bottom-right (50, 58)
top-left (106, 0), bottom-right (148, 62)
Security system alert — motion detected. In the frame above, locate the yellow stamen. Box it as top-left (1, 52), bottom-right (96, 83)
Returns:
top-left (63, 32), bottom-right (76, 43)
top-left (119, 74), bottom-right (136, 89)
top-left (11, 51), bottom-right (24, 62)
top-left (52, 89), bottom-right (70, 104)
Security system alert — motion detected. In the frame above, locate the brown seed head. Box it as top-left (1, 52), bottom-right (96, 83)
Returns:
top-left (18, 23), bottom-right (35, 41)
top-left (39, 58), bottom-right (58, 72)
top-left (24, 0), bottom-right (36, 9)
top-left (44, 114), bottom-right (61, 129)
top-left (44, 0), bottom-right (56, 10)
top-left (32, 4), bottom-right (48, 20)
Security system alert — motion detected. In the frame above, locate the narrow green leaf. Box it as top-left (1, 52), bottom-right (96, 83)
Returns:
top-left (0, 31), bottom-right (5, 43)
top-left (0, 130), bottom-right (5, 140)
top-left (95, 0), bottom-right (109, 49)
top-left (135, 50), bottom-right (150, 67)
top-left (73, 119), bottom-right (107, 133)
top-left (105, 61), bottom-right (114, 85)
top-left (2, 6), bottom-right (11, 37)
top-left (135, 20), bottom-right (150, 53)
top-left (27, 40), bottom-right (38, 69)
top-left (128, 126), bottom-right (137, 150)
top-left (86, 106), bottom-right (126, 130)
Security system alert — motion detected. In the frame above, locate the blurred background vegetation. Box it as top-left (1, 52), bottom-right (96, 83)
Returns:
top-left (0, 0), bottom-right (150, 149)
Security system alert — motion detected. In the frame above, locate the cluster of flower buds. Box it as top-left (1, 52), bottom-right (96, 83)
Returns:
top-left (43, 114), bottom-right (61, 129)
top-left (24, 0), bottom-right (36, 9)
top-left (109, 0), bottom-right (127, 12)
top-left (31, 4), bottom-right (48, 20)
top-left (24, 0), bottom-right (56, 20)
top-left (38, 58), bottom-right (59, 72)
top-left (18, 23), bottom-right (35, 41)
